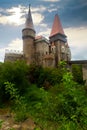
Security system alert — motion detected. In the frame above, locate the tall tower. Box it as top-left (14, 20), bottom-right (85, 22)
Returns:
top-left (22, 5), bottom-right (36, 64)
top-left (49, 14), bottom-right (67, 67)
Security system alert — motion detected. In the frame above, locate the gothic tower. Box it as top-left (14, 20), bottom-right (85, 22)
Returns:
top-left (22, 5), bottom-right (36, 64)
top-left (49, 14), bottom-right (67, 67)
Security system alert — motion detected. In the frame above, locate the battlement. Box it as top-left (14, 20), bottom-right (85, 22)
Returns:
top-left (4, 49), bottom-right (24, 62)
top-left (5, 49), bottom-right (23, 55)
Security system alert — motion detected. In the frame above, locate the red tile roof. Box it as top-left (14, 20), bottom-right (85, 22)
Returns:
top-left (50, 14), bottom-right (65, 37)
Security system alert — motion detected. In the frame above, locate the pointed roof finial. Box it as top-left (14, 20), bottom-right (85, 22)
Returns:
top-left (25, 4), bottom-right (35, 30)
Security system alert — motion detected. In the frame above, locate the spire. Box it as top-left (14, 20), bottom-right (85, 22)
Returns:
top-left (50, 14), bottom-right (65, 37)
top-left (25, 5), bottom-right (35, 30)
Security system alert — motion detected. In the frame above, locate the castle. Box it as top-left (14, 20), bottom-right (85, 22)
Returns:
top-left (4, 6), bottom-right (87, 84)
top-left (4, 5), bottom-right (71, 67)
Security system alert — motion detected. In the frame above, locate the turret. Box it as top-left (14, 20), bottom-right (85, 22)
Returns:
top-left (22, 5), bottom-right (36, 64)
top-left (49, 14), bottom-right (68, 66)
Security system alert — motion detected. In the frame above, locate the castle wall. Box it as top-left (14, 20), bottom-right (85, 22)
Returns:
top-left (43, 54), bottom-right (55, 67)
top-left (54, 41), bottom-right (66, 66)
top-left (34, 38), bottom-right (49, 65)
top-left (4, 51), bottom-right (24, 62)
top-left (35, 41), bottom-right (49, 55)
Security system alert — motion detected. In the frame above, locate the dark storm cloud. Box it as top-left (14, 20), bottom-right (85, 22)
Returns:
top-left (0, 0), bottom-right (87, 28)
top-left (0, 0), bottom-right (17, 8)
top-left (38, 0), bottom-right (87, 28)
top-left (59, 0), bottom-right (87, 27)
top-left (0, 0), bottom-right (47, 8)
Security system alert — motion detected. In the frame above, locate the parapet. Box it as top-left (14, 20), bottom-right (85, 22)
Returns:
top-left (4, 49), bottom-right (24, 62)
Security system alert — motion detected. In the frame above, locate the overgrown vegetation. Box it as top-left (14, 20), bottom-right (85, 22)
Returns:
top-left (0, 61), bottom-right (87, 129)
top-left (72, 64), bottom-right (84, 84)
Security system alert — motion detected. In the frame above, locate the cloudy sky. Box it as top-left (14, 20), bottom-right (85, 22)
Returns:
top-left (0, 0), bottom-right (87, 62)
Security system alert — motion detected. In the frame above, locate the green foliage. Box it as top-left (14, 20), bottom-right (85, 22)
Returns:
top-left (0, 61), bottom-right (87, 129)
top-left (9, 128), bottom-right (15, 130)
top-left (0, 61), bottom-right (29, 104)
top-left (25, 85), bottom-right (59, 129)
top-left (5, 81), bottom-right (18, 100)
top-left (26, 66), bottom-right (87, 129)
top-left (28, 64), bottom-right (63, 88)
top-left (55, 71), bottom-right (87, 129)
top-left (0, 120), bottom-right (4, 128)
top-left (28, 64), bottom-right (43, 84)
top-left (34, 128), bottom-right (41, 130)
top-left (72, 64), bottom-right (84, 84)
top-left (4, 81), bottom-right (28, 122)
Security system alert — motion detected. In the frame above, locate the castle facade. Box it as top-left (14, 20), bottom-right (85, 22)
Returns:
top-left (4, 6), bottom-right (71, 67)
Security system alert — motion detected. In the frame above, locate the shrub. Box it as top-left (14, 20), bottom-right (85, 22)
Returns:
top-left (28, 64), bottom-right (63, 88)
top-left (72, 64), bottom-right (84, 84)
top-left (0, 61), bottom-right (29, 104)
top-left (4, 81), bottom-right (28, 122)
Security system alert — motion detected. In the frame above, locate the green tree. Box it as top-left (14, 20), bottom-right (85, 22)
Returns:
top-left (72, 64), bottom-right (83, 84)
top-left (4, 81), bottom-right (28, 122)
top-left (0, 61), bottom-right (29, 104)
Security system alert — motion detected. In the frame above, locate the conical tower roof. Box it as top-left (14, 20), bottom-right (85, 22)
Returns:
top-left (25, 5), bottom-right (35, 30)
top-left (50, 14), bottom-right (65, 37)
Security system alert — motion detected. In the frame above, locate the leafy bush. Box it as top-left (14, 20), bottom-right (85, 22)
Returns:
top-left (28, 64), bottom-right (63, 88)
top-left (0, 61), bottom-right (87, 129)
top-left (72, 64), bottom-right (84, 84)
top-left (0, 61), bottom-right (29, 104)
top-left (0, 120), bottom-right (4, 128)
top-left (4, 81), bottom-right (28, 122)
top-left (26, 68), bottom-right (87, 129)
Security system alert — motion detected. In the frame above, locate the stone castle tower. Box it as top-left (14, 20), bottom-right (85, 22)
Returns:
top-left (49, 14), bottom-right (70, 66)
top-left (4, 5), bottom-right (71, 67)
top-left (22, 5), bottom-right (36, 65)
